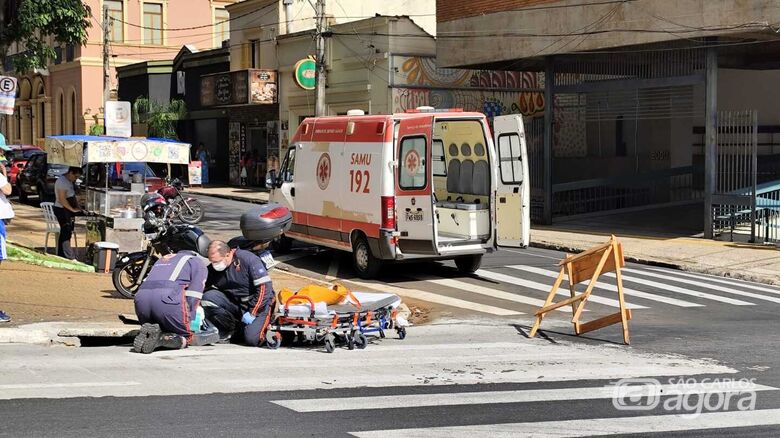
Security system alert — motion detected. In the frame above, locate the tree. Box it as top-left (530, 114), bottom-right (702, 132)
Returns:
top-left (132, 97), bottom-right (186, 140)
top-left (0, 0), bottom-right (92, 72)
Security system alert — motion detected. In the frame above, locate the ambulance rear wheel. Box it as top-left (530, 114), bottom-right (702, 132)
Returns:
top-left (454, 254), bottom-right (483, 274)
top-left (353, 235), bottom-right (381, 279)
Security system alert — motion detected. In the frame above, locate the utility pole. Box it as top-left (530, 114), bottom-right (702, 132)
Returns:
top-left (103, 5), bottom-right (111, 107)
top-left (314, 0), bottom-right (326, 116)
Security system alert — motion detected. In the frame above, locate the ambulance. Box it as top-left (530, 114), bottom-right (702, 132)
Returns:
top-left (266, 107), bottom-right (530, 278)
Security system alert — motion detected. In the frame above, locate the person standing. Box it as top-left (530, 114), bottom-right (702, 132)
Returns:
top-left (197, 143), bottom-right (209, 185)
top-left (53, 167), bottom-right (83, 260)
top-left (0, 162), bottom-right (14, 322)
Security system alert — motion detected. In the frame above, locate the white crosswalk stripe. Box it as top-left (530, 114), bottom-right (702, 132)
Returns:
top-left (643, 266), bottom-right (780, 297)
top-left (508, 265), bottom-right (704, 308)
top-left (601, 272), bottom-right (755, 306)
top-left (620, 267), bottom-right (780, 304)
top-left (409, 275), bottom-right (571, 312)
top-left (274, 381), bottom-right (776, 412)
top-left (475, 269), bottom-right (647, 310)
top-left (351, 409), bottom-right (780, 438)
top-left (348, 279), bottom-right (523, 316)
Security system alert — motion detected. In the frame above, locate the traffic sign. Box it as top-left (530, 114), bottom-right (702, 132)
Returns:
top-left (0, 76), bottom-right (18, 115)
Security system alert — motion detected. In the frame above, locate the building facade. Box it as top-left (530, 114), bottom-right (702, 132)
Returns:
top-left (438, 0), bottom-right (780, 237)
top-left (1, 0), bottom-right (237, 145)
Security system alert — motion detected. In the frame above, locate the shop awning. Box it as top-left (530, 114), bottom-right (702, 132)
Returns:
top-left (44, 135), bottom-right (191, 167)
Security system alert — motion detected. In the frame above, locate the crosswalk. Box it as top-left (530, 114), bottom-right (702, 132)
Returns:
top-left (329, 255), bottom-right (780, 318)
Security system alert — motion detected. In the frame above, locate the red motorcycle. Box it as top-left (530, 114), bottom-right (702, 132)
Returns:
top-left (157, 178), bottom-right (205, 224)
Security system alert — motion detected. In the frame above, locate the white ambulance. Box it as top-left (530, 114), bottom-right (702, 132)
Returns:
top-left (267, 108), bottom-right (530, 278)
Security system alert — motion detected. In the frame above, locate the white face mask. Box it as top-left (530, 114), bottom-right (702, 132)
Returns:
top-left (211, 260), bottom-right (228, 271)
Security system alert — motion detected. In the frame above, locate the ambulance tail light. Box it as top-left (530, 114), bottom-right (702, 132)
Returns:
top-left (381, 196), bottom-right (395, 229)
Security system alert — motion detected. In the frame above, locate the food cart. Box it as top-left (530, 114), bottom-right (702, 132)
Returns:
top-left (43, 135), bottom-right (191, 253)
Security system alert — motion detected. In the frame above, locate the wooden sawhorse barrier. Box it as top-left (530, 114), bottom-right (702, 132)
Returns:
top-left (529, 235), bottom-right (632, 344)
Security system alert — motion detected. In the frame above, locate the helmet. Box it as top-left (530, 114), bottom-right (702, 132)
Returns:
top-left (140, 192), bottom-right (167, 220)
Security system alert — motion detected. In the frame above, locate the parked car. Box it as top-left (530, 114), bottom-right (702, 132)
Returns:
top-left (119, 162), bottom-right (165, 193)
top-left (5, 145), bottom-right (43, 187)
top-left (16, 152), bottom-right (69, 203)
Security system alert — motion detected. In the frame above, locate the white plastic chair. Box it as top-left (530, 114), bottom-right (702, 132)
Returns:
top-left (40, 202), bottom-right (78, 254)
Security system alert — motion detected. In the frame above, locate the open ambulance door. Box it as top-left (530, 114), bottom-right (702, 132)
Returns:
top-left (394, 115), bottom-right (438, 255)
top-left (493, 114), bottom-right (530, 248)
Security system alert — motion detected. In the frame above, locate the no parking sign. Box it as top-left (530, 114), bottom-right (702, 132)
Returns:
top-left (0, 76), bottom-right (18, 115)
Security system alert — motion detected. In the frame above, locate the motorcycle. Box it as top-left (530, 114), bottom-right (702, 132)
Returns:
top-left (158, 178), bottom-right (204, 224)
top-left (112, 197), bottom-right (290, 299)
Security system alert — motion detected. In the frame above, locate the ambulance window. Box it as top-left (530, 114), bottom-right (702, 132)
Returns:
top-left (399, 136), bottom-right (427, 190)
top-left (432, 139), bottom-right (446, 177)
top-left (280, 147), bottom-right (296, 182)
top-left (497, 133), bottom-right (523, 184)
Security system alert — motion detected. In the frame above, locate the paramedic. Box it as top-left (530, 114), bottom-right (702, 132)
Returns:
top-left (202, 240), bottom-right (274, 346)
top-left (133, 250), bottom-right (219, 354)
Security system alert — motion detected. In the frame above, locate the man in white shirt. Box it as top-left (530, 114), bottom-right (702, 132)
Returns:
top-left (0, 162), bottom-right (14, 322)
top-left (53, 167), bottom-right (83, 260)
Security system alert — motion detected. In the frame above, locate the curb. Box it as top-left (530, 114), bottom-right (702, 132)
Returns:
top-left (187, 191), bottom-right (268, 204)
top-left (529, 240), bottom-right (779, 286)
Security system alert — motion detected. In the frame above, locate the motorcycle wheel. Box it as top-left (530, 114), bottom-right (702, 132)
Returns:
top-left (112, 261), bottom-right (144, 299)
top-left (177, 198), bottom-right (204, 224)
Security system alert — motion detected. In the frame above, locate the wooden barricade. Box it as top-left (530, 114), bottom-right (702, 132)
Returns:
top-left (529, 235), bottom-right (632, 344)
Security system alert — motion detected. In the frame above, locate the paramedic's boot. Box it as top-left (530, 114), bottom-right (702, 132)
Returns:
top-left (190, 326), bottom-right (220, 347)
top-left (133, 324), bottom-right (186, 354)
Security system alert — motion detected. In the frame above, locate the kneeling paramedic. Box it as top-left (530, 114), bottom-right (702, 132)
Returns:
top-left (133, 250), bottom-right (219, 353)
top-left (202, 240), bottom-right (274, 346)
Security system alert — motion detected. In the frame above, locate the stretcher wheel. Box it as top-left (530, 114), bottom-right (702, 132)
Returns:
top-left (354, 333), bottom-right (368, 350)
top-left (379, 329), bottom-right (386, 339)
top-left (266, 331), bottom-right (282, 349)
top-left (346, 333), bottom-right (356, 350)
top-left (397, 327), bottom-right (407, 340)
top-left (324, 334), bottom-right (336, 353)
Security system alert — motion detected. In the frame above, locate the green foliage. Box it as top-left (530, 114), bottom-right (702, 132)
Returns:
top-left (1, 0), bottom-right (92, 72)
top-left (132, 97), bottom-right (187, 140)
top-left (88, 123), bottom-right (104, 136)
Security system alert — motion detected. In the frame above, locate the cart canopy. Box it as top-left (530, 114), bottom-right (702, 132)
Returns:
top-left (44, 135), bottom-right (191, 167)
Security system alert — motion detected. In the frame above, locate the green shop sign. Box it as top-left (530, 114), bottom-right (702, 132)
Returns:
top-left (294, 58), bottom-right (317, 91)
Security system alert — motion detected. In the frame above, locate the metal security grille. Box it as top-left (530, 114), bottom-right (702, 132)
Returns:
top-left (711, 110), bottom-right (759, 242)
top-left (524, 116), bottom-right (545, 222)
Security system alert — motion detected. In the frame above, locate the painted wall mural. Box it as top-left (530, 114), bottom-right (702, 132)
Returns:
top-left (392, 56), bottom-right (545, 118)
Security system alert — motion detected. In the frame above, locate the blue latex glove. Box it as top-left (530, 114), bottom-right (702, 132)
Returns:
top-left (242, 312), bottom-right (257, 325)
top-left (189, 306), bottom-right (204, 332)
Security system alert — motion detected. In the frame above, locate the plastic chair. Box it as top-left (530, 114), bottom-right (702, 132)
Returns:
top-left (40, 202), bottom-right (78, 254)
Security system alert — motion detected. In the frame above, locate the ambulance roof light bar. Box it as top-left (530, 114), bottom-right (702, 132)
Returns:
top-left (404, 106), bottom-right (464, 113)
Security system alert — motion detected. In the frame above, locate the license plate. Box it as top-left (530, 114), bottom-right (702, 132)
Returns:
top-left (260, 252), bottom-right (277, 269)
top-left (405, 211), bottom-right (424, 222)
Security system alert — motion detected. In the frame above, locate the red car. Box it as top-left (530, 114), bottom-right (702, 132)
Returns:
top-left (5, 145), bottom-right (42, 186)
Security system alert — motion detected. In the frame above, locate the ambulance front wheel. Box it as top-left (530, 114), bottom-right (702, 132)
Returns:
top-left (454, 254), bottom-right (483, 274)
top-left (353, 235), bottom-right (382, 279)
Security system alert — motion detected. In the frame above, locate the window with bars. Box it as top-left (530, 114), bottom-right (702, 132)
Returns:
top-left (105, 0), bottom-right (124, 43)
top-left (214, 8), bottom-right (229, 48)
top-left (143, 3), bottom-right (163, 45)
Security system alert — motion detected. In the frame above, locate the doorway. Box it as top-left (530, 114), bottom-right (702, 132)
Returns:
top-left (247, 126), bottom-right (268, 187)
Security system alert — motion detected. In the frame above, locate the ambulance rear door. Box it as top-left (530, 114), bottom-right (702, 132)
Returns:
top-left (394, 115), bottom-right (437, 255)
top-left (493, 114), bottom-right (530, 248)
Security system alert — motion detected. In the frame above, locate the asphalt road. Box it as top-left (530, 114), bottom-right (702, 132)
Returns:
top-left (4, 194), bottom-right (777, 437)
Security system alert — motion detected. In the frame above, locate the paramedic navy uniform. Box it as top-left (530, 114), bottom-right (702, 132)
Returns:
top-left (202, 249), bottom-right (274, 346)
top-left (134, 251), bottom-right (208, 340)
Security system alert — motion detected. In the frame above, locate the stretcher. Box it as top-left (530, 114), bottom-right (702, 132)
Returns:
top-left (264, 284), bottom-right (408, 353)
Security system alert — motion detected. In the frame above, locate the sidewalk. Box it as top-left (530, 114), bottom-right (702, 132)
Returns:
top-left (187, 185), bottom-right (269, 203)
top-left (532, 226), bottom-right (780, 286)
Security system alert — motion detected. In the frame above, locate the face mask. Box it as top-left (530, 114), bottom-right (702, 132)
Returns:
top-left (212, 260), bottom-right (228, 271)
